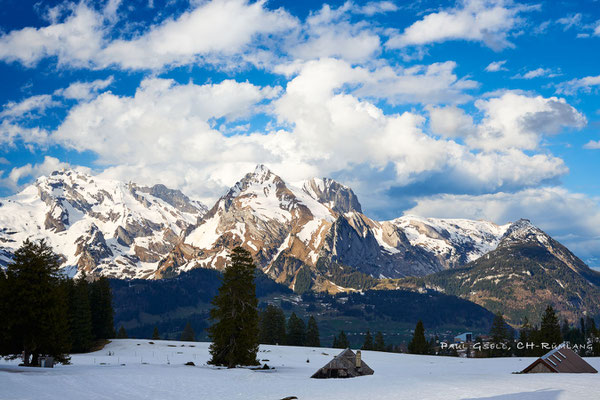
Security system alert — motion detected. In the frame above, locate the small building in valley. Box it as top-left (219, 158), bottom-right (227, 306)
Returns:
top-left (454, 332), bottom-right (473, 343)
top-left (311, 349), bottom-right (374, 379)
top-left (521, 346), bottom-right (597, 374)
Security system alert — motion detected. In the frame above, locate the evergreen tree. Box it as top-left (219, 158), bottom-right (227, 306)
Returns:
top-left (68, 275), bottom-right (94, 353)
top-left (152, 326), bottom-right (160, 340)
top-left (1, 240), bottom-right (70, 365)
top-left (408, 320), bottom-right (428, 355)
top-left (89, 277), bottom-right (115, 340)
top-left (362, 330), bottom-right (374, 350)
top-left (305, 316), bottom-right (320, 347)
top-left (258, 305), bottom-right (286, 345)
top-left (489, 313), bottom-right (511, 357)
top-left (516, 317), bottom-right (533, 357)
top-left (0, 269), bottom-right (8, 356)
top-left (208, 247), bottom-right (259, 367)
top-left (294, 266), bottom-right (312, 294)
top-left (333, 331), bottom-right (349, 349)
top-left (180, 322), bottom-right (196, 342)
top-left (374, 331), bottom-right (385, 352)
top-left (117, 325), bottom-right (128, 339)
top-left (588, 317), bottom-right (600, 357)
top-left (561, 319), bottom-right (570, 340)
top-left (539, 305), bottom-right (562, 349)
top-left (586, 317), bottom-right (597, 337)
top-left (286, 312), bottom-right (306, 346)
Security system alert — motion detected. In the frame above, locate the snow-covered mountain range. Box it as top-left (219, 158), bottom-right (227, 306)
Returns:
top-left (0, 169), bottom-right (207, 279)
top-left (0, 164), bottom-right (551, 291)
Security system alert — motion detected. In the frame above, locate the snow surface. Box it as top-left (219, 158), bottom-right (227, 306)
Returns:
top-left (1, 340), bottom-right (599, 400)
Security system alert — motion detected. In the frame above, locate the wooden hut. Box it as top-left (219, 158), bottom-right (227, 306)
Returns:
top-left (311, 349), bottom-right (374, 379)
top-left (521, 345), bottom-right (597, 373)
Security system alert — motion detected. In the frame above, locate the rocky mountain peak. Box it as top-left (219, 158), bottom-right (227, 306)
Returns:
top-left (135, 183), bottom-right (207, 215)
top-left (499, 218), bottom-right (547, 246)
top-left (0, 168), bottom-right (207, 278)
top-left (302, 177), bottom-right (362, 214)
top-left (245, 164), bottom-right (276, 184)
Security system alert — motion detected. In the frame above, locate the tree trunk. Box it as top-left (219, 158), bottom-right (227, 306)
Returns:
top-left (31, 353), bottom-right (39, 367)
top-left (22, 350), bottom-right (31, 366)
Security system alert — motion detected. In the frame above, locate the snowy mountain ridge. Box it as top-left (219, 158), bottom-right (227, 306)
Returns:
top-left (0, 165), bottom-right (557, 290)
top-left (0, 169), bottom-right (207, 279)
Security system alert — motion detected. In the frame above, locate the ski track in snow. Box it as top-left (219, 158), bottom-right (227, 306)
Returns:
top-left (1, 339), bottom-right (599, 400)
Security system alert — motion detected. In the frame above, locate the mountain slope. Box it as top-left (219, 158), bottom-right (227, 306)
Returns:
top-left (391, 215), bottom-right (510, 269)
top-left (155, 165), bottom-right (454, 288)
top-left (0, 169), bottom-right (207, 279)
top-left (401, 219), bottom-right (600, 324)
top-left (2, 163), bottom-right (595, 316)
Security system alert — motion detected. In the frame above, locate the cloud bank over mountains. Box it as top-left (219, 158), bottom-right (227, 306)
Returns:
top-left (1, 0), bottom-right (599, 266)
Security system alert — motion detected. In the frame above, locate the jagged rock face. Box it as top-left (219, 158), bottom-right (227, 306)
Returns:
top-left (162, 164), bottom-right (336, 279)
top-left (391, 215), bottom-right (510, 270)
top-left (75, 224), bottom-right (113, 275)
top-left (317, 213), bottom-right (445, 278)
top-left (302, 177), bottom-right (362, 214)
top-left (163, 165), bottom-right (472, 288)
top-left (0, 169), bottom-right (207, 279)
top-left (411, 219), bottom-right (600, 324)
top-left (136, 184), bottom-right (204, 214)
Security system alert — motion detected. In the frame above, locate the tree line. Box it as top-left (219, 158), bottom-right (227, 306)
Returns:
top-left (258, 306), bottom-right (320, 347)
top-left (485, 306), bottom-right (600, 357)
top-left (0, 240), bottom-right (115, 366)
top-left (117, 321), bottom-right (197, 342)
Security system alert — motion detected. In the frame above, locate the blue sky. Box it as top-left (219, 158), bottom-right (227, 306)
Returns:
top-left (1, 0), bottom-right (600, 266)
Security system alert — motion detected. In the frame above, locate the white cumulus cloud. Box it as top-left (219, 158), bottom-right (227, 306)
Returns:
top-left (556, 75), bottom-right (600, 95)
top-left (387, 0), bottom-right (532, 50)
top-left (584, 140), bottom-right (600, 150)
top-left (404, 186), bottom-right (600, 266)
top-left (55, 77), bottom-right (114, 101)
top-left (0, 4), bottom-right (105, 68)
top-left (485, 60), bottom-right (507, 72)
top-left (469, 92), bottom-right (586, 151)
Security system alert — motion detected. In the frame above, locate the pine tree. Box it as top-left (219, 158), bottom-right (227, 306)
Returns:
top-left (286, 312), bottom-right (306, 346)
top-left (586, 317), bottom-right (597, 337)
top-left (305, 316), bottom-right (320, 347)
top-left (208, 247), bottom-right (259, 367)
top-left (1, 240), bottom-right (71, 365)
top-left (258, 305), bottom-right (286, 345)
top-left (117, 325), bottom-right (128, 339)
top-left (180, 322), bottom-right (196, 342)
top-left (362, 330), bottom-right (373, 350)
top-left (374, 331), bottom-right (385, 352)
top-left (89, 277), bottom-right (115, 340)
top-left (561, 318), bottom-right (570, 340)
top-left (0, 269), bottom-right (9, 356)
top-left (408, 320), bottom-right (428, 354)
top-left (333, 331), bottom-right (349, 348)
top-left (516, 317), bottom-right (532, 357)
top-left (152, 326), bottom-right (160, 340)
top-left (588, 317), bottom-right (600, 357)
top-left (68, 275), bottom-right (94, 353)
top-left (489, 313), bottom-right (511, 357)
top-left (540, 305), bottom-right (562, 349)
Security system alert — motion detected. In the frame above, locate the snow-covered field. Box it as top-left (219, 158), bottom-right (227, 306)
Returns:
top-left (1, 339), bottom-right (599, 400)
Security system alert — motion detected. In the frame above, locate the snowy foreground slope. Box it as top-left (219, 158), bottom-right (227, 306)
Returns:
top-left (1, 340), bottom-right (599, 400)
